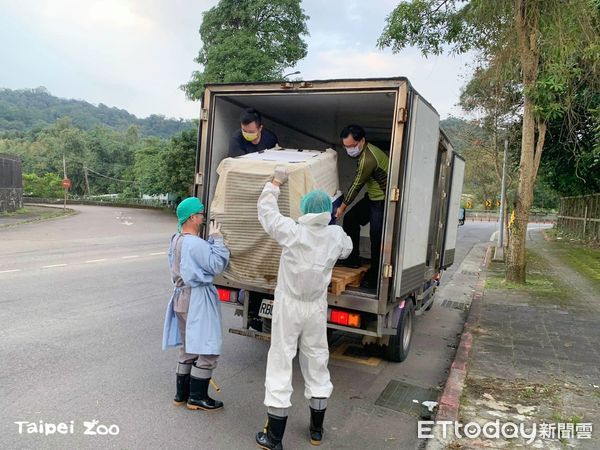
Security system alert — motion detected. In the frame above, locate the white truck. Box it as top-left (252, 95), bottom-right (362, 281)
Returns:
top-left (194, 77), bottom-right (465, 362)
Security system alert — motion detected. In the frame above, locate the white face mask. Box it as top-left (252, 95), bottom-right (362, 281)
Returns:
top-left (345, 146), bottom-right (362, 158)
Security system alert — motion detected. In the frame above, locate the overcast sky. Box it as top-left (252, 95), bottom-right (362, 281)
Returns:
top-left (0, 0), bottom-right (474, 120)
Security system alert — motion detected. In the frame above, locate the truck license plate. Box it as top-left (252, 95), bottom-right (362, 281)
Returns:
top-left (258, 299), bottom-right (274, 319)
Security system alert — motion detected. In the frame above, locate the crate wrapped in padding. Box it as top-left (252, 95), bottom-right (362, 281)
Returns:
top-left (211, 148), bottom-right (339, 288)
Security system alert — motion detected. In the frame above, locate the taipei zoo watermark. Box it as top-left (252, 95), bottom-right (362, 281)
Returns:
top-left (15, 419), bottom-right (120, 436)
top-left (418, 420), bottom-right (593, 444)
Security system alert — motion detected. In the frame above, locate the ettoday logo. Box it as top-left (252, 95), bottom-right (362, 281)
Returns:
top-left (418, 420), bottom-right (593, 444)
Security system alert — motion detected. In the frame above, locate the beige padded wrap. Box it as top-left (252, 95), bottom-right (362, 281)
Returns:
top-left (210, 148), bottom-right (339, 288)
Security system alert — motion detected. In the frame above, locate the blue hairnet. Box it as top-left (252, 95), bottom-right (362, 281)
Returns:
top-left (300, 190), bottom-right (332, 215)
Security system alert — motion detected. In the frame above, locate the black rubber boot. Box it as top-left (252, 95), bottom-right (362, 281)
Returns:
top-left (309, 407), bottom-right (326, 445)
top-left (173, 362), bottom-right (192, 406)
top-left (173, 373), bottom-right (190, 405)
top-left (187, 377), bottom-right (223, 411)
top-left (256, 414), bottom-right (287, 450)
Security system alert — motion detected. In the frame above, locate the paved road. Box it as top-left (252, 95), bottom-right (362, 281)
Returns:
top-left (0, 206), bottom-right (496, 449)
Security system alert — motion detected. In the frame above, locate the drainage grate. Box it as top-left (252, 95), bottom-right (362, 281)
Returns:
top-left (441, 299), bottom-right (466, 310)
top-left (375, 379), bottom-right (437, 415)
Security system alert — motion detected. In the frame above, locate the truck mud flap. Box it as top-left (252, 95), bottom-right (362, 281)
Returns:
top-left (228, 327), bottom-right (271, 342)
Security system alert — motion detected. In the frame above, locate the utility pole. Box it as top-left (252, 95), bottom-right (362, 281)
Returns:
top-left (84, 167), bottom-right (90, 197)
top-left (496, 138), bottom-right (508, 259)
top-left (63, 154), bottom-right (67, 211)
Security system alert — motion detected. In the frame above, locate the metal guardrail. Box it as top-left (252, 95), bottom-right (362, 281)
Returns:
top-left (465, 211), bottom-right (557, 223)
top-left (23, 197), bottom-right (173, 211)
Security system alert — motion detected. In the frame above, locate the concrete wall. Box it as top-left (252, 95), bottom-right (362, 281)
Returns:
top-left (0, 188), bottom-right (23, 212)
top-left (0, 154), bottom-right (23, 213)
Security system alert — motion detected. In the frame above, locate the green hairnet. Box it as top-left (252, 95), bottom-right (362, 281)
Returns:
top-left (176, 197), bottom-right (204, 231)
top-left (300, 190), bottom-right (332, 215)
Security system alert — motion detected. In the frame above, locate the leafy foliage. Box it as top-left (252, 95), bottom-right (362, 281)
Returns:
top-left (0, 115), bottom-right (198, 198)
top-left (158, 128), bottom-right (197, 198)
top-left (182, 0), bottom-right (309, 100)
top-left (22, 172), bottom-right (63, 198)
top-left (539, 84), bottom-right (600, 196)
top-left (379, 0), bottom-right (599, 281)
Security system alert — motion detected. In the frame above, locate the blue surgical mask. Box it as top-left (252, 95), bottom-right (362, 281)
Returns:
top-left (346, 146), bottom-right (362, 158)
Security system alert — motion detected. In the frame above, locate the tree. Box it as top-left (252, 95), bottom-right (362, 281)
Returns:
top-left (22, 173), bottom-right (62, 198)
top-left (182, 0), bottom-right (309, 100)
top-left (133, 137), bottom-right (167, 195)
top-left (379, 0), bottom-right (599, 282)
top-left (159, 128), bottom-right (198, 197)
top-left (538, 81), bottom-right (600, 196)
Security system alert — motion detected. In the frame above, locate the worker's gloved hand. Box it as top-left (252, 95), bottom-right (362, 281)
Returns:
top-left (208, 220), bottom-right (223, 238)
top-left (273, 166), bottom-right (288, 185)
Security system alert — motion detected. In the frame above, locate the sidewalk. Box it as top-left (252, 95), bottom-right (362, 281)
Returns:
top-left (0, 204), bottom-right (75, 228)
top-left (432, 230), bottom-right (600, 449)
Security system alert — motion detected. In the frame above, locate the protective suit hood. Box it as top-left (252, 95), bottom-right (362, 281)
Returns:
top-left (297, 212), bottom-right (331, 227)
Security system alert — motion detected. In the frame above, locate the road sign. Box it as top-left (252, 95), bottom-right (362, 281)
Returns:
top-left (466, 201), bottom-right (473, 209)
top-left (485, 199), bottom-right (492, 208)
top-left (496, 200), bottom-right (501, 207)
top-left (62, 178), bottom-right (71, 190)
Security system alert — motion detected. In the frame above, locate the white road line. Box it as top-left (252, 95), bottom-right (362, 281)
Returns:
top-left (121, 255), bottom-right (140, 259)
top-left (42, 264), bottom-right (68, 269)
top-left (0, 269), bottom-right (21, 274)
top-left (149, 252), bottom-right (166, 256)
top-left (85, 259), bottom-right (108, 263)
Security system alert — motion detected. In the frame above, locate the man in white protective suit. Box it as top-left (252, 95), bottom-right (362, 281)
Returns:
top-left (254, 166), bottom-right (353, 450)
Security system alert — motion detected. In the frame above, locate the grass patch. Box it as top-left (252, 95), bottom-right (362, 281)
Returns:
top-left (550, 412), bottom-right (584, 425)
top-left (544, 227), bottom-right (558, 240)
top-left (551, 242), bottom-right (600, 289)
top-left (465, 377), bottom-right (561, 408)
top-left (0, 206), bottom-right (73, 227)
top-left (0, 207), bottom-right (29, 217)
top-left (485, 250), bottom-right (569, 302)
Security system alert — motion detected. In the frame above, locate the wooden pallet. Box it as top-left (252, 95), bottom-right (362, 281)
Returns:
top-left (329, 266), bottom-right (369, 295)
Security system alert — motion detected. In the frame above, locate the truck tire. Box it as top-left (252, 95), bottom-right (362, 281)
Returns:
top-left (384, 300), bottom-right (415, 362)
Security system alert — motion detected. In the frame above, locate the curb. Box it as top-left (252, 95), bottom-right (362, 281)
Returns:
top-left (431, 244), bottom-right (492, 433)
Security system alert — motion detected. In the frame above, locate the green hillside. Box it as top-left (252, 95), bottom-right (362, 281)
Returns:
top-left (0, 87), bottom-right (195, 139)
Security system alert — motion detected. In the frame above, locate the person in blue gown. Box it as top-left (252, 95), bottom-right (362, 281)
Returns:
top-left (162, 197), bottom-right (230, 410)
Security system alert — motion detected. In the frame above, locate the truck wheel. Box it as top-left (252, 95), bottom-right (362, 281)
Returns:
top-left (384, 300), bottom-right (415, 362)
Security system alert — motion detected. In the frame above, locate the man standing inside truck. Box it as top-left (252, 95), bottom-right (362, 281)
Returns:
top-left (228, 108), bottom-right (279, 157)
top-left (336, 124), bottom-right (389, 290)
top-left (255, 167), bottom-right (353, 449)
top-left (162, 197), bottom-right (230, 411)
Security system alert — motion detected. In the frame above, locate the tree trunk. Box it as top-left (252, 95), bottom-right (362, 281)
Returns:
top-left (506, 96), bottom-right (535, 282)
top-left (506, 0), bottom-right (543, 283)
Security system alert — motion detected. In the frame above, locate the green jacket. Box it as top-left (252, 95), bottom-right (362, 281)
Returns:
top-left (344, 143), bottom-right (389, 205)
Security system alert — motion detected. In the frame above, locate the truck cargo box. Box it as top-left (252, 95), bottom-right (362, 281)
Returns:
top-left (194, 77), bottom-right (465, 362)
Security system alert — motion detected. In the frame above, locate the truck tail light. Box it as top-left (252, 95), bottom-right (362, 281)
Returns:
top-left (327, 308), bottom-right (361, 328)
top-left (217, 287), bottom-right (237, 302)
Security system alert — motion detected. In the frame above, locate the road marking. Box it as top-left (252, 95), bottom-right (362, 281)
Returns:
top-left (0, 269), bottom-right (21, 274)
top-left (121, 255), bottom-right (139, 259)
top-left (85, 259), bottom-right (108, 263)
top-left (149, 252), bottom-right (166, 256)
top-left (42, 264), bottom-right (68, 269)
